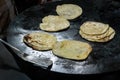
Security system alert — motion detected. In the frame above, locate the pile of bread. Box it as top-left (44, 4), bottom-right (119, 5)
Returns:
top-left (23, 4), bottom-right (115, 60)
top-left (79, 21), bottom-right (115, 42)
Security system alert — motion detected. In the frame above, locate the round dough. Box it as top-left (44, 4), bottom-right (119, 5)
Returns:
top-left (39, 15), bottom-right (70, 31)
top-left (23, 32), bottom-right (57, 50)
top-left (80, 21), bottom-right (109, 35)
top-left (56, 4), bottom-right (83, 20)
top-left (52, 40), bottom-right (92, 60)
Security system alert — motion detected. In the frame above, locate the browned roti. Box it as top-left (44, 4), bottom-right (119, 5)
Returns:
top-left (23, 32), bottom-right (57, 50)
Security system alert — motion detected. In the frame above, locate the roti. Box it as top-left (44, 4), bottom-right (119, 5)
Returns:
top-left (79, 21), bottom-right (115, 42)
top-left (80, 21), bottom-right (109, 35)
top-left (79, 27), bottom-right (115, 40)
top-left (52, 40), bottom-right (92, 60)
top-left (56, 4), bottom-right (83, 20)
top-left (23, 32), bottom-right (57, 50)
top-left (85, 32), bottom-right (115, 42)
top-left (39, 15), bottom-right (70, 31)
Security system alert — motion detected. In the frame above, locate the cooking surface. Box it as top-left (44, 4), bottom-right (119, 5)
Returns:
top-left (7, 0), bottom-right (120, 74)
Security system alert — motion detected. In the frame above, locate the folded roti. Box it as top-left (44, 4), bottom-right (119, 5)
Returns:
top-left (56, 4), bottom-right (83, 20)
top-left (23, 32), bottom-right (57, 50)
top-left (52, 40), bottom-right (92, 60)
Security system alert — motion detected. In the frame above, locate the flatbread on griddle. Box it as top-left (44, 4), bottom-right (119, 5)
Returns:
top-left (80, 27), bottom-right (115, 40)
top-left (79, 21), bottom-right (115, 42)
top-left (39, 15), bottom-right (70, 31)
top-left (56, 4), bottom-right (83, 20)
top-left (85, 32), bottom-right (115, 42)
top-left (23, 32), bottom-right (57, 50)
top-left (80, 21), bottom-right (109, 35)
top-left (52, 40), bottom-right (92, 60)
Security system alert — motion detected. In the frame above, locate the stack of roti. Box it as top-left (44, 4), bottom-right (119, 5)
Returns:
top-left (39, 15), bottom-right (70, 31)
top-left (23, 32), bottom-right (57, 50)
top-left (52, 40), bottom-right (92, 60)
top-left (56, 4), bottom-right (83, 20)
top-left (79, 21), bottom-right (115, 42)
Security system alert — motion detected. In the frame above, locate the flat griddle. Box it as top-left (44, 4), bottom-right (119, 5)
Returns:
top-left (6, 0), bottom-right (120, 74)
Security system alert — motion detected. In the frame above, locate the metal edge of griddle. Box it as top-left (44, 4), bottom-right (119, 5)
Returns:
top-left (0, 38), bottom-right (53, 69)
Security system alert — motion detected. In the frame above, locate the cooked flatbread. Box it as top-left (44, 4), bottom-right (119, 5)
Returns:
top-left (56, 4), bottom-right (82, 20)
top-left (85, 32), bottom-right (115, 42)
top-left (79, 21), bottom-right (116, 42)
top-left (23, 32), bottom-right (57, 50)
top-left (39, 15), bottom-right (70, 31)
top-left (80, 21), bottom-right (109, 35)
top-left (92, 27), bottom-right (115, 42)
top-left (80, 27), bottom-right (115, 40)
top-left (52, 40), bottom-right (92, 60)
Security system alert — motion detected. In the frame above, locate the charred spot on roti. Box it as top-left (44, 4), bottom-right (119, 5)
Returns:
top-left (23, 32), bottom-right (57, 51)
